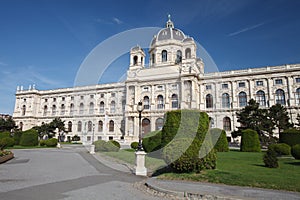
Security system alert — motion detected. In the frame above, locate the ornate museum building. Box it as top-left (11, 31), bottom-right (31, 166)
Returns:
top-left (13, 17), bottom-right (300, 144)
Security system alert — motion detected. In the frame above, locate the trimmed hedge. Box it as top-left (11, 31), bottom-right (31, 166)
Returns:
top-left (161, 110), bottom-right (216, 173)
top-left (280, 129), bottom-right (300, 147)
top-left (240, 129), bottom-right (261, 152)
top-left (20, 129), bottom-right (38, 146)
top-left (291, 144), bottom-right (300, 160)
top-left (0, 137), bottom-right (15, 148)
top-left (263, 147), bottom-right (279, 168)
top-left (209, 128), bottom-right (229, 152)
top-left (0, 131), bottom-right (10, 139)
top-left (45, 138), bottom-right (58, 147)
top-left (13, 131), bottom-right (22, 145)
top-left (130, 142), bottom-right (139, 150)
top-left (94, 140), bottom-right (119, 152)
top-left (142, 130), bottom-right (162, 153)
top-left (110, 140), bottom-right (120, 149)
top-left (268, 143), bottom-right (291, 156)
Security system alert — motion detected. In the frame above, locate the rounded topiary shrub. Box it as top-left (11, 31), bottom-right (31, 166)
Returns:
top-left (130, 141), bottom-right (139, 150)
top-left (209, 128), bottom-right (229, 152)
top-left (142, 130), bottom-right (162, 153)
top-left (240, 129), bottom-right (261, 152)
top-left (94, 140), bottom-right (119, 152)
top-left (39, 140), bottom-right (46, 146)
top-left (0, 137), bottom-right (15, 148)
top-left (268, 143), bottom-right (291, 156)
top-left (280, 129), bottom-right (300, 147)
top-left (94, 140), bottom-right (107, 152)
top-left (20, 129), bottom-right (38, 146)
top-left (263, 148), bottom-right (279, 168)
top-left (110, 140), bottom-right (121, 149)
top-left (45, 138), bottom-right (58, 147)
top-left (291, 144), bottom-right (300, 160)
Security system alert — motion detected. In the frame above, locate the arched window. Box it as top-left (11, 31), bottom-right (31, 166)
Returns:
top-left (79, 103), bottom-right (84, 114)
top-left (133, 55), bottom-right (138, 65)
top-left (275, 89), bottom-right (286, 105)
top-left (61, 104), bottom-right (65, 115)
top-left (19, 122), bottom-right (23, 131)
top-left (222, 93), bottom-right (230, 108)
top-left (99, 101), bottom-right (104, 113)
top-left (176, 50), bottom-right (182, 63)
top-left (77, 121), bottom-right (82, 132)
top-left (143, 96), bottom-right (150, 110)
top-left (142, 118), bottom-right (151, 135)
top-left (68, 121), bottom-right (72, 132)
top-left (209, 117), bottom-right (215, 128)
top-left (162, 50), bottom-right (167, 62)
top-left (185, 48), bottom-right (191, 59)
top-left (43, 105), bottom-right (48, 116)
top-left (223, 117), bottom-right (231, 131)
top-left (296, 88), bottom-right (300, 105)
top-left (110, 101), bottom-right (115, 113)
top-left (171, 94), bottom-right (178, 108)
top-left (70, 103), bottom-right (74, 115)
top-left (52, 105), bottom-right (56, 116)
top-left (206, 94), bottom-right (213, 108)
top-left (238, 92), bottom-right (247, 107)
top-left (157, 95), bottom-right (164, 109)
top-left (89, 102), bottom-right (94, 114)
top-left (155, 118), bottom-right (164, 130)
top-left (256, 90), bottom-right (266, 107)
top-left (109, 120), bottom-right (114, 132)
top-left (88, 121), bottom-right (92, 132)
top-left (21, 105), bottom-right (26, 116)
top-left (98, 120), bottom-right (103, 132)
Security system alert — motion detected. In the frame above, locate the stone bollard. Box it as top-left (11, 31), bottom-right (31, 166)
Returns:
top-left (135, 151), bottom-right (147, 176)
top-left (90, 144), bottom-right (95, 154)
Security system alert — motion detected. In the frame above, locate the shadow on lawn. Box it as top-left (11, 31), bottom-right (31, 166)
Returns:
top-left (285, 161), bottom-right (300, 166)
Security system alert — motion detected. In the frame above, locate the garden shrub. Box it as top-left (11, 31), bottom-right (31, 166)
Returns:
top-left (0, 131), bottom-right (10, 139)
top-left (161, 110), bottom-right (215, 173)
top-left (263, 148), bottom-right (279, 168)
top-left (280, 129), bottom-right (300, 147)
top-left (0, 137), bottom-right (15, 148)
top-left (20, 129), bottom-right (38, 146)
top-left (94, 140), bottom-right (107, 152)
top-left (13, 131), bottom-right (22, 145)
top-left (110, 140), bottom-right (121, 149)
top-left (291, 144), bottom-right (300, 160)
top-left (142, 130), bottom-right (162, 153)
top-left (240, 129), bottom-right (261, 152)
top-left (209, 128), bottom-right (229, 152)
top-left (94, 140), bottom-right (119, 152)
top-left (45, 138), bottom-right (58, 147)
top-left (268, 143), bottom-right (291, 156)
top-left (39, 140), bottom-right (46, 146)
top-left (130, 141), bottom-right (139, 150)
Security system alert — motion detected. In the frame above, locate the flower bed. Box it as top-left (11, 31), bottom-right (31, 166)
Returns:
top-left (0, 150), bottom-right (14, 164)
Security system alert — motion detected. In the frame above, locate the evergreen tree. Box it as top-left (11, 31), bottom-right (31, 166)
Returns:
top-left (0, 116), bottom-right (16, 132)
top-left (269, 104), bottom-right (293, 134)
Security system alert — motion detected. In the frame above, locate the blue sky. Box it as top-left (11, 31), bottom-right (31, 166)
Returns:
top-left (0, 0), bottom-right (300, 114)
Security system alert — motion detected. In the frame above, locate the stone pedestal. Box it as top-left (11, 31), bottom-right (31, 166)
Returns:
top-left (135, 151), bottom-right (147, 176)
top-left (57, 143), bottom-right (61, 148)
top-left (90, 144), bottom-right (95, 154)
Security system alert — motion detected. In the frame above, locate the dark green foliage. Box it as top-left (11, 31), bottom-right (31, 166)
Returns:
top-left (209, 128), bottom-right (229, 152)
top-left (268, 143), bottom-right (291, 156)
top-left (94, 140), bottom-right (119, 152)
top-left (263, 148), bottom-right (279, 168)
top-left (0, 137), bottom-right (15, 148)
top-left (280, 129), bottom-right (300, 147)
top-left (161, 110), bottom-right (216, 173)
top-left (13, 131), bottom-right (22, 145)
top-left (34, 117), bottom-right (66, 139)
top-left (130, 142), bottom-right (139, 150)
top-left (109, 140), bottom-right (120, 148)
top-left (0, 117), bottom-right (16, 132)
top-left (269, 104), bottom-right (293, 134)
top-left (0, 131), bottom-right (10, 139)
top-left (291, 144), bottom-right (300, 159)
top-left (44, 138), bottom-right (58, 147)
top-left (20, 129), bottom-right (38, 146)
top-left (142, 130), bottom-right (162, 153)
top-left (241, 129), bottom-right (261, 152)
top-left (39, 140), bottom-right (46, 146)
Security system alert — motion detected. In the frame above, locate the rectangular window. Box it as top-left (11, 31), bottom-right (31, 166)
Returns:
top-left (100, 93), bottom-right (104, 98)
top-left (111, 93), bottom-right (115, 97)
top-left (90, 94), bottom-right (94, 99)
top-left (171, 84), bottom-right (178, 90)
top-left (143, 86), bottom-right (149, 92)
top-left (45, 99), bottom-right (48, 102)
top-left (256, 81), bottom-right (264, 86)
top-left (62, 97), bottom-right (65, 101)
top-left (222, 83), bottom-right (228, 89)
top-left (296, 78), bottom-right (300, 83)
top-left (238, 82), bottom-right (245, 87)
top-left (157, 85), bottom-right (164, 90)
top-left (206, 85), bottom-right (212, 90)
top-left (275, 79), bottom-right (283, 85)
top-left (71, 96), bottom-right (74, 101)
top-left (80, 96), bottom-right (84, 100)
top-left (53, 98), bottom-right (56, 102)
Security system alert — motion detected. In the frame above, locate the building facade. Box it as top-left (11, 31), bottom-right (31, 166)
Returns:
top-left (13, 17), bottom-right (300, 144)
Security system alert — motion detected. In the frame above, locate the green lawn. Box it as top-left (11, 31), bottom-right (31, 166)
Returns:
top-left (160, 151), bottom-right (300, 192)
top-left (7, 145), bottom-right (54, 149)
